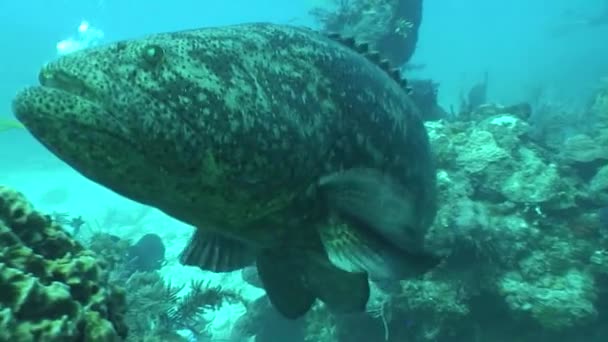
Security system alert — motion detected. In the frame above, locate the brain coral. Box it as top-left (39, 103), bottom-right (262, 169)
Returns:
top-left (0, 186), bottom-right (127, 341)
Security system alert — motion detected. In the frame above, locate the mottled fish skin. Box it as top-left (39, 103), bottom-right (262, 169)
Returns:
top-left (600, 206), bottom-right (608, 229)
top-left (13, 23), bottom-right (436, 250)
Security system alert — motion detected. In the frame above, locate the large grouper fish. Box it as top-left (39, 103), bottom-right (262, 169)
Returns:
top-left (13, 23), bottom-right (441, 319)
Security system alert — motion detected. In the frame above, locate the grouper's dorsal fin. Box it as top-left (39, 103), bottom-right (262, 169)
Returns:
top-left (325, 32), bottom-right (409, 91)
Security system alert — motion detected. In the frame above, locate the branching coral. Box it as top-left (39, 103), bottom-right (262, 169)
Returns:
top-left (303, 99), bottom-right (608, 341)
top-left (87, 232), bottom-right (244, 341)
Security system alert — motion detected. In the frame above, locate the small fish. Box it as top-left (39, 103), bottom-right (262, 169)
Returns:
top-left (0, 118), bottom-right (24, 132)
top-left (67, 215), bottom-right (86, 236)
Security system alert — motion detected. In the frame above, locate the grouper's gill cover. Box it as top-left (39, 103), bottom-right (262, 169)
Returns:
top-left (12, 23), bottom-right (440, 319)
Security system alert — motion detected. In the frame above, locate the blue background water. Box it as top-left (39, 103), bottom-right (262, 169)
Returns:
top-left (0, 1), bottom-right (607, 339)
top-left (2, 0), bottom-right (607, 169)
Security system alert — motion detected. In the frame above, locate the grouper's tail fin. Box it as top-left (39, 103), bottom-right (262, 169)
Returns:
top-left (256, 247), bottom-right (369, 319)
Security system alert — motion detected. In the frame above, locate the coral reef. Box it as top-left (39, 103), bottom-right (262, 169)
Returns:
top-left (590, 165), bottom-right (608, 199)
top-left (0, 186), bottom-right (127, 341)
top-left (499, 269), bottom-right (596, 330)
top-left (303, 79), bottom-right (608, 341)
top-left (5, 71), bottom-right (608, 341)
top-left (590, 77), bottom-right (608, 128)
top-left (0, 188), bottom-right (240, 341)
top-left (561, 133), bottom-right (608, 163)
top-left (310, 0), bottom-right (422, 66)
top-left (87, 232), bottom-right (244, 341)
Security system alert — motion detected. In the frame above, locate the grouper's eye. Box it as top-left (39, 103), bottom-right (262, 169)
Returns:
top-left (142, 45), bottom-right (165, 67)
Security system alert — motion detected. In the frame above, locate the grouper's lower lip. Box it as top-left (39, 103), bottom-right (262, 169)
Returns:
top-left (13, 85), bottom-right (102, 118)
top-left (12, 86), bottom-right (112, 139)
top-left (12, 85), bottom-right (134, 159)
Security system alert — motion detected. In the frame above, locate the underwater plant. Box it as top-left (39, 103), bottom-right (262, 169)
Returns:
top-left (87, 232), bottom-right (245, 340)
top-left (122, 272), bottom-right (245, 341)
top-left (49, 211), bottom-right (87, 236)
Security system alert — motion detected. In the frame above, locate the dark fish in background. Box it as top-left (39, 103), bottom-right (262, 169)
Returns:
top-left (466, 71), bottom-right (489, 112)
top-left (127, 233), bottom-right (166, 272)
top-left (13, 23), bottom-right (440, 319)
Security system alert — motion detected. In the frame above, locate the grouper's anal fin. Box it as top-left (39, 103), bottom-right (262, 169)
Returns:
top-left (303, 251), bottom-right (370, 313)
top-left (180, 229), bottom-right (255, 272)
top-left (256, 248), bottom-right (370, 319)
top-left (257, 249), bottom-right (316, 319)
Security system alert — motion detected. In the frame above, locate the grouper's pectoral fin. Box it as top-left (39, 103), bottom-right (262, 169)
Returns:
top-left (256, 247), bottom-right (369, 319)
top-left (180, 229), bottom-right (255, 272)
top-left (317, 168), bottom-right (420, 249)
top-left (318, 218), bottom-right (441, 280)
top-left (316, 168), bottom-right (441, 280)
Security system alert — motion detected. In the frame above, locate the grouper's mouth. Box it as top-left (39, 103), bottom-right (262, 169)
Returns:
top-left (12, 66), bottom-right (141, 189)
top-left (13, 65), bottom-right (110, 126)
top-left (12, 65), bottom-right (131, 146)
top-left (37, 68), bottom-right (99, 102)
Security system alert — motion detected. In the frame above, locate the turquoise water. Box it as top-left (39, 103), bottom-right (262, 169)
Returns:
top-left (1, 1), bottom-right (608, 341)
top-left (2, 0), bottom-right (606, 168)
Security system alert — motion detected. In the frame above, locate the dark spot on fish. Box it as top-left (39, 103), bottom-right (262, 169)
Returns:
top-left (128, 69), bottom-right (138, 81)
